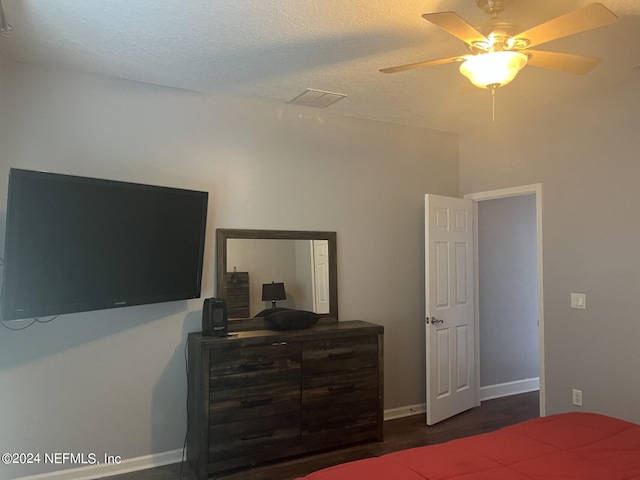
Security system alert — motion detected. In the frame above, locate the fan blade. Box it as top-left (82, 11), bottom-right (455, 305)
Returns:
top-left (525, 50), bottom-right (603, 74)
top-left (422, 12), bottom-right (489, 46)
top-left (380, 55), bottom-right (464, 74)
top-left (513, 3), bottom-right (618, 49)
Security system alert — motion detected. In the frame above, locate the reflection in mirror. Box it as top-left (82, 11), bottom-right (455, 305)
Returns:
top-left (227, 239), bottom-right (329, 317)
top-left (216, 229), bottom-right (337, 321)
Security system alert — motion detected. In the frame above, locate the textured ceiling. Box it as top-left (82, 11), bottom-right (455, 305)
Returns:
top-left (1, 0), bottom-right (639, 132)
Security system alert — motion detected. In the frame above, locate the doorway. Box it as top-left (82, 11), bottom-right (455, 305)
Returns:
top-left (465, 184), bottom-right (545, 417)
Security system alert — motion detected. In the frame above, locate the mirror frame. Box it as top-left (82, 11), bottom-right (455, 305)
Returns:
top-left (216, 229), bottom-right (338, 321)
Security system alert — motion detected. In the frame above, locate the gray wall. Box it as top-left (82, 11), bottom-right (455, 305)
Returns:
top-left (0, 59), bottom-right (459, 478)
top-left (460, 77), bottom-right (640, 423)
top-left (478, 195), bottom-right (539, 387)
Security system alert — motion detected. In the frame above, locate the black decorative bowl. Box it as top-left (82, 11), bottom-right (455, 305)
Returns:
top-left (263, 309), bottom-right (320, 331)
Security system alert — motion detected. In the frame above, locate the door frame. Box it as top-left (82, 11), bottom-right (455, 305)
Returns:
top-left (464, 183), bottom-right (545, 417)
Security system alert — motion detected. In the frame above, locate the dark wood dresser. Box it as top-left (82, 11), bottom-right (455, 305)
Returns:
top-left (222, 271), bottom-right (250, 318)
top-left (187, 320), bottom-right (384, 478)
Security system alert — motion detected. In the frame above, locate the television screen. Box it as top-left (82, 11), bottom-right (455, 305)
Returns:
top-left (2, 169), bottom-right (208, 320)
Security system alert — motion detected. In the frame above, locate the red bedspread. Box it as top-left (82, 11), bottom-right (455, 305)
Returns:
top-left (298, 413), bottom-right (640, 479)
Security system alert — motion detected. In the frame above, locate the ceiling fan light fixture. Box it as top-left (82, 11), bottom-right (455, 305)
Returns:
top-left (459, 51), bottom-right (528, 89)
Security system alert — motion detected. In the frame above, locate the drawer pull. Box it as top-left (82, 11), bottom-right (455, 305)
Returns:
top-left (328, 384), bottom-right (356, 393)
top-left (241, 430), bottom-right (274, 442)
top-left (240, 396), bottom-right (274, 408)
top-left (327, 350), bottom-right (355, 360)
top-left (272, 341), bottom-right (288, 346)
top-left (242, 360), bottom-right (274, 369)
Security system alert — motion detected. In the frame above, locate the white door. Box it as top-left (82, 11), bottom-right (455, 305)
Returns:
top-left (311, 240), bottom-right (330, 314)
top-left (425, 194), bottom-right (475, 425)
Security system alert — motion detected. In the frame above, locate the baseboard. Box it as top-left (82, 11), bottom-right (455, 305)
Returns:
top-left (384, 403), bottom-right (426, 421)
top-left (480, 377), bottom-right (539, 401)
top-left (383, 378), bottom-right (539, 422)
top-left (15, 449), bottom-right (184, 480)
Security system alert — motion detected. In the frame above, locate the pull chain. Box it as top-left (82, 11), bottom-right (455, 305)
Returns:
top-left (492, 88), bottom-right (495, 122)
top-left (489, 84), bottom-right (498, 122)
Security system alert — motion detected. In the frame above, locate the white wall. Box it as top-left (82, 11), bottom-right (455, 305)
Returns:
top-left (460, 76), bottom-right (640, 423)
top-left (0, 59), bottom-right (459, 478)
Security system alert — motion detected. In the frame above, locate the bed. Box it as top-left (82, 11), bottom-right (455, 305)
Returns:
top-left (297, 412), bottom-right (640, 480)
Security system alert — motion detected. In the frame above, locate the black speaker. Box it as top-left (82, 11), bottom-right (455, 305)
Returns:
top-left (202, 297), bottom-right (228, 337)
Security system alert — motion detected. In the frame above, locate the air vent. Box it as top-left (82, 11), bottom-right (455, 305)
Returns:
top-left (288, 89), bottom-right (347, 108)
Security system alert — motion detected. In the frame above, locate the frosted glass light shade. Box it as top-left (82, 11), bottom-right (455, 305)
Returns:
top-left (459, 51), bottom-right (528, 89)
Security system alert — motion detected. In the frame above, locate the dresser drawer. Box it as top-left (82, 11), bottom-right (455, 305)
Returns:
top-left (208, 412), bottom-right (301, 462)
top-left (226, 291), bottom-right (250, 318)
top-left (302, 402), bottom-right (378, 434)
top-left (302, 335), bottom-right (378, 375)
top-left (301, 403), bottom-right (378, 449)
top-left (209, 342), bottom-right (301, 379)
top-left (210, 379), bottom-right (300, 424)
top-left (226, 288), bottom-right (249, 300)
top-left (302, 368), bottom-right (378, 409)
top-left (302, 369), bottom-right (379, 439)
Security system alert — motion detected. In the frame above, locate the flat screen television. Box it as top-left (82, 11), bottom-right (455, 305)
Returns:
top-left (2, 168), bottom-right (208, 320)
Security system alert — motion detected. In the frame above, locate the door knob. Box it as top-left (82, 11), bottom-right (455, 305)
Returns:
top-left (430, 317), bottom-right (444, 324)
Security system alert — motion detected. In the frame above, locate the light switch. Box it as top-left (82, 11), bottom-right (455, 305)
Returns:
top-left (571, 293), bottom-right (586, 310)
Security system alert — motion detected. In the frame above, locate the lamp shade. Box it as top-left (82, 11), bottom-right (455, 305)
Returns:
top-left (262, 282), bottom-right (286, 302)
top-left (459, 51), bottom-right (528, 89)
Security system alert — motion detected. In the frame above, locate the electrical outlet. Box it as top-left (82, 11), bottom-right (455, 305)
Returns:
top-left (572, 389), bottom-right (583, 407)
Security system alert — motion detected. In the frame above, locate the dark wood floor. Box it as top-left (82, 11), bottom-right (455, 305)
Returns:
top-left (106, 391), bottom-right (539, 480)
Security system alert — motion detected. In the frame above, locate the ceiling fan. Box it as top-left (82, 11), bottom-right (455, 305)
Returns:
top-left (380, 1), bottom-right (618, 91)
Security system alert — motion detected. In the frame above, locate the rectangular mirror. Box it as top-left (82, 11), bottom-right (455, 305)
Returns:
top-left (216, 229), bottom-right (338, 320)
